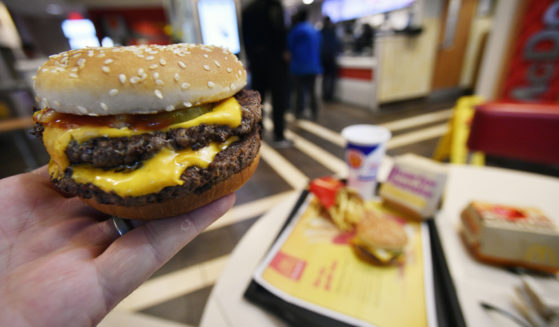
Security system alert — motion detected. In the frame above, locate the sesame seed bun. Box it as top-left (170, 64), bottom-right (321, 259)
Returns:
top-left (356, 211), bottom-right (408, 251)
top-left (34, 44), bottom-right (247, 116)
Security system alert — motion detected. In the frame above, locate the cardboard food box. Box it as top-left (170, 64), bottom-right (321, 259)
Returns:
top-left (461, 201), bottom-right (559, 273)
top-left (379, 154), bottom-right (447, 219)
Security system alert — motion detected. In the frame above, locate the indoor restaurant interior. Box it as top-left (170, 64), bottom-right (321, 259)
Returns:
top-left (0, 0), bottom-right (558, 326)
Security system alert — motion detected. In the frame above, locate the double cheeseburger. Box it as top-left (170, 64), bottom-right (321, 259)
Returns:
top-left (352, 211), bottom-right (408, 266)
top-left (32, 44), bottom-right (261, 219)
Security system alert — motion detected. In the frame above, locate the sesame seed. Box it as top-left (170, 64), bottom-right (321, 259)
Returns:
top-left (136, 54), bottom-right (144, 58)
top-left (77, 105), bottom-right (87, 113)
top-left (181, 82), bottom-right (190, 89)
top-left (130, 76), bottom-right (140, 84)
top-left (69, 73), bottom-right (78, 78)
top-left (109, 89), bottom-right (119, 96)
top-left (77, 58), bottom-right (86, 67)
top-left (160, 58), bottom-right (166, 65)
top-left (119, 74), bottom-right (127, 84)
top-left (203, 54), bottom-right (209, 58)
top-left (138, 68), bottom-right (145, 76)
top-left (183, 101), bottom-right (192, 108)
top-left (41, 68), bottom-right (48, 72)
top-left (102, 66), bottom-right (110, 73)
top-left (203, 65), bottom-right (211, 71)
top-left (104, 59), bottom-right (113, 64)
top-left (72, 53), bottom-right (82, 58)
top-left (100, 102), bottom-right (109, 111)
top-left (149, 64), bottom-right (158, 69)
top-left (226, 67), bottom-right (232, 73)
top-left (146, 55), bottom-right (155, 60)
top-left (165, 105), bottom-right (174, 111)
top-left (214, 60), bottom-right (221, 67)
top-left (156, 79), bottom-right (164, 86)
top-left (208, 81), bottom-right (215, 88)
top-left (154, 89), bottom-right (163, 99)
top-left (71, 67), bottom-right (78, 72)
top-left (88, 50), bottom-right (94, 57)
top-left (174, 73), bottom-right (180, 82)
top-left (178, 61), bottom-right (186, 69)
top-left (153, 72), bottom-right (160, 79)
top-left (230, 82), bottom-right (235, 89)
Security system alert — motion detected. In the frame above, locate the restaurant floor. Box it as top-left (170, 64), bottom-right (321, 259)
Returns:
top-left (1, 92), bottom-right (555, 326)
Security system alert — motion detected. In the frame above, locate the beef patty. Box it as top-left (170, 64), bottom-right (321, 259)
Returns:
top-left (35, 89), bottom-right (262, 169)
top-left (69, 89), bottom-right (261, 169)
top-left (52, 128), bottom-right (261, 206)
top-left (36, 89), bottom-right (262, 207)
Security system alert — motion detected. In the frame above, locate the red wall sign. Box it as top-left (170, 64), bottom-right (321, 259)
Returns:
top-left (499, 0), bottom-right (559, 103)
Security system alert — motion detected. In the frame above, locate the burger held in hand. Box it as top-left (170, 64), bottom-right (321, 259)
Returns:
top-left (32, 44), bottom-right (261, 219)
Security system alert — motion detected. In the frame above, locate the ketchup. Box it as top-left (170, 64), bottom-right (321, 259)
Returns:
top-left (37, 108), bottom-right (179, 131)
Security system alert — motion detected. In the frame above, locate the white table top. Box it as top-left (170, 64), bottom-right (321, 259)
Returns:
top-left (200, 165), bottom-right (559, 327)
top-left (436, 165), bottom-right (559, 327)
top-left (200, 193), bottom-right (298, 327)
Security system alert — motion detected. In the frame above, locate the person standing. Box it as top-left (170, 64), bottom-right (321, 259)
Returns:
top-left (242, 0), bottom-right (292, 148)
top-left (321, 16), bottom-right (341, 102)
top-left (288, 9), bottom-right (322, 120)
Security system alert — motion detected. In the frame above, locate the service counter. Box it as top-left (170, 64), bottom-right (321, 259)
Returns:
top-left (334, 55), bottom-right (378, 111)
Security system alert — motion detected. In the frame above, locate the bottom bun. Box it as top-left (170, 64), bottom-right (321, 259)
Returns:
top-left (82, 154), bottom-right (260, 219)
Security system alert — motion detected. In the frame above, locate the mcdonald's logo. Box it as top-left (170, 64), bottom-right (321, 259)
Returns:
top-left (523, 244), bottom-right (558, 266)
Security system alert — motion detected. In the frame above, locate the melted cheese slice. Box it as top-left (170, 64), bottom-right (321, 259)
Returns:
top-left (42, 97), bottom-right (242, 196)
top-left (71, 137), bottom-right (238, 197)
top-left (353, 237), bottom-right (400, 263)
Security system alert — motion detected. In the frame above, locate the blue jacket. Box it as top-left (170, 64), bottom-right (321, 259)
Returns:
top-left (288, 22), bottom-right (322, 75)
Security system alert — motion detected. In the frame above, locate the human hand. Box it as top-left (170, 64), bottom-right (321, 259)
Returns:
top-left (0, 166), bottom-right (235, 326)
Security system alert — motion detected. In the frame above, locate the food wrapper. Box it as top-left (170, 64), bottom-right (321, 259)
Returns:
top-left (461, 201), bottom-right (559, 273)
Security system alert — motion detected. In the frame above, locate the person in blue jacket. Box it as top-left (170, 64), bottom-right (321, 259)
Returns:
top-left (288, 9), bottom-right (322, 120)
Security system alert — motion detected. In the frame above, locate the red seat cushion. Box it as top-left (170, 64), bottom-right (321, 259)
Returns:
top-left (467, 102), bottom-right (559, 165)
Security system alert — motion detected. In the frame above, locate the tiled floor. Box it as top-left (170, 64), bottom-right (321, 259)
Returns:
top-left (2, 92), bottom-right (555, 326)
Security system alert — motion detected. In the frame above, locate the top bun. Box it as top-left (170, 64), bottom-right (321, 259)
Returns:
top-left (356, 211), bottom-right (408, 250)
top-left (34, 44), bottom-right (247, 116)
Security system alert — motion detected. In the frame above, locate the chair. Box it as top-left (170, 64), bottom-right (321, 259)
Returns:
top-left (467, 102), bottom-right (559, 166)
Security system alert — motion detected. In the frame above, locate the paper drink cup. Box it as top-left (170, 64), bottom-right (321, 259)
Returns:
top-left (341, 125), bottom-right (391, 200)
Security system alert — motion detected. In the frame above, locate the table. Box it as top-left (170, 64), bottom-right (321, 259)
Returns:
top-left (200, 165), bottom-right (559, 327)
top-left (436, 165), bottom-right (559, 327)
top-left (200, 192), bottom-right (298, 327)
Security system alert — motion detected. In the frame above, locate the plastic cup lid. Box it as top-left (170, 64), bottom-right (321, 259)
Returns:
top-left (341, 124), bottom-right (391, 146)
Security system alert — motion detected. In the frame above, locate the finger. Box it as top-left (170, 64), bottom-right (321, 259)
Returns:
top-left (29, 164), bottom-right (50, 181)
top-left (94, 194), bottom-right (235, 308)
top-left (73, 218), bottom-right (120, 252)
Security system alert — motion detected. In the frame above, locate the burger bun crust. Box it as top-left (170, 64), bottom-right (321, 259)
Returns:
top-left (356, 211), bottom-right (408, 251)
top-left (34, 44), bottom-right (247, 116)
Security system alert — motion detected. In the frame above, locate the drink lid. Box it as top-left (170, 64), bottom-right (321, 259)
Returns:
top-left (341, 125), bottom-right (391, 146)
